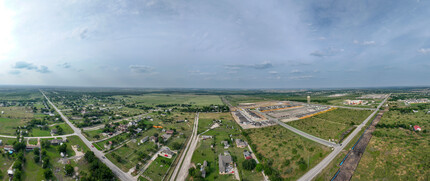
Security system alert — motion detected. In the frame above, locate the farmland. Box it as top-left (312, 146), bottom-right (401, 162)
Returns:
top-left (113, 94), bottom-right (223, 106)
top-left (287, 109), bottom-right (372, 141)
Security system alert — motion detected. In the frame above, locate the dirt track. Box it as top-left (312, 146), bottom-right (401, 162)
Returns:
top-left (333, 109), bottom-right (387, 181)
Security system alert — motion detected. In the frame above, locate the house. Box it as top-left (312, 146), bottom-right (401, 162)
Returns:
top-left (140, 136), bottom-right (149, 144)
top-left (135, 128), bottom-right (143, 133)
top-left (201, 160), bottom-right (208, 178)
top-left (26, 145), bottom-right (39, 151)
top-left (159, 147), bottom-right (175, 158)
top-left (50, 139), bottom-right (64, 145)
top-left (51, 129), bottom-right (58, 134)
top-left (221, 141), bottom-right (230, 149)
top-left (243, 150), bottom-right (252, 159)
top-left (0, 140), bottom-right (2, 146)
top-left (176, 120), bottom-right (187, 123)
top-left (150, 136), bottom-right (158, 143)
top-left (235, 139), bottom-right (248, 148)
top-left (413, 110), bottom-right (419, 113)
top-left (413, 125), bottom-right (422, 131)
top-left (166, 130), bottom-right (174, 134)
top-left (7, 169), bottom-right (13, 176)
top-left (161, 133), bottom-right (172, 141)
top-left (218, 153), bottom-right (234, 174)
top-left (4, 145), bottom-right (14, 152)
top-left (201, 135), bottom-right (213, 140)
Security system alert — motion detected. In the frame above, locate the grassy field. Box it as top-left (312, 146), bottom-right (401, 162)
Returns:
top-left (0, 154), bottom-right (15, 181)
top-left (287, 109), bottom-right (372, 141)
top-left (245, 125), bottom-right (331, 180)
top-left (145, 156), bottom-right (175, 181)
top-left (0, 107), bottom-right (34, 119)
top-left (54, 123), bottom-right (74, 135)
top-left (84, 129), bottom-right (107, 141)
top-left (114, 94), bottom-right (223, 106)
top-left (224, 95), bottom-right (267, 106)
top-left (30, 128), bottom-right (52, 137)
top-left (190, 113), bottom-right (264, 181)
top-left (352, 109), bottom-right (430, 180)
top-left (0, 118), bottom-right (25, 135)
top-left (197, 112), bottom-right (232, 134)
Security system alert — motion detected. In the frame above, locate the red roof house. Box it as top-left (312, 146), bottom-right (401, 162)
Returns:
top-left (413, 125), bottom-right (421, 131)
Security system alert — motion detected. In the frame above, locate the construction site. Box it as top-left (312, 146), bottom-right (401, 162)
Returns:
top-left (232, 101), bottom-right (335, 129)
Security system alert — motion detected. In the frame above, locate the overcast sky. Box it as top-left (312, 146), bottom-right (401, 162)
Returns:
top-left (1, 0), bottom-right (430, 88)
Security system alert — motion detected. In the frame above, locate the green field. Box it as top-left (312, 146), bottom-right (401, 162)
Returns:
top-left (197, 112), bottom-right (232, 134)
top-left (287, 109), bottom-right (372, 141)
top-left (0, 118), bottom-right (25, 135)
top-left (245, 125), bottom-right (331, 180)
top-left (352, 109), bottom-right (430, 180)
top-left (114, 94), bottom-right (223, 106)
top-left (145, 156), bottom-right (175, 181)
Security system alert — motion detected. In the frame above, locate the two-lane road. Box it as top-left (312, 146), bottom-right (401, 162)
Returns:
top-left (41, 90), bottom-right (134, 181)
top-left (298, 94), bottom-right (390, 181)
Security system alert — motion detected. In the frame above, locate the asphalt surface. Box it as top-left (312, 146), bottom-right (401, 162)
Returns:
top-left (258, 111), bottom-right (339, 147)
top-left (170, 113), bottom-right (199, 181)
top-left (41, 90), bottom-right (135, 181)
top-left (298, 95), bottom-right (390, 181)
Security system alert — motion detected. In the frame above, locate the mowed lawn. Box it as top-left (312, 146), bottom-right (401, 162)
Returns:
top-left (287, 109), bottom-right (372, 141)
top-left (114, 94), bottom-right (223, 106)
top-left (246, 125), bottom-right (331, 180)
top-left (0, 118), bottom-right (26, 135)
top-left (352, 110), bottom-right (430, 181)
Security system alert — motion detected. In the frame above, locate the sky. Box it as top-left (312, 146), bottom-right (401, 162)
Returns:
top-left (0, 0), bottom-right (430, 89)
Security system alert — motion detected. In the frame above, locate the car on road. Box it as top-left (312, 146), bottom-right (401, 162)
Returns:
top-left (91, 145), bottom-right (94, 148)
top-left (102, 156), bottom-right (106, 159)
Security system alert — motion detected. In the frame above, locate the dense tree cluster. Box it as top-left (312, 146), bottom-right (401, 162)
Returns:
top-left (82, 151), bottom-right (115, 181)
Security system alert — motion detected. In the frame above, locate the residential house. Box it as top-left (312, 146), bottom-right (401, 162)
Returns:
top-left (140, 136), bottom-right (149, 144)
top-left (218, 153), bottom-right (234, 174)
top-left (0, 140), bottom-right (2, 146)
top-left (201, 135), bottom-right (213, 140)
top-left (161, 133), bottom-right (172, 142)
top-left (243, 150), bottom-right (252, 160)
top-left (26, 145), bottom-right (39, 151)
top-left (150, 136), bottom-right (158, 143)
top-left (166, 130), bottom-right (174, 134)
top-left (221, 141), bottom-right (230, 149)
top-left (201, 160), bottom-right (208, 178)
top-left (50, 139), bottom-right (64, 145)
top-left (235, 139), bottom-right (248, 148)
top-left (413, 125), bottom-right (422, 131)
top-left (51, 129), bottom-right (58, 135)
top-left (159, 147), bottom-right (175, 159)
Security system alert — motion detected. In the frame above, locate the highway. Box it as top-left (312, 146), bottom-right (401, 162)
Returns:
top-left (257, 111), bottom-right (339, 147)
top-left (298, 94), bottom-right (390, 181)
top-left (169, 112), bottom-right (199, 181)
top-left (41, 90), bottom-right (134, 181)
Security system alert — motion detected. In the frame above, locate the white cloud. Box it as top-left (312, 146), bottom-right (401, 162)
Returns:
top-left (353, 40), bottom-right (376, 45)
top-left (418, 48), bottom-right (430, 54)
top-left (289, 75), bottom-right (313, 80)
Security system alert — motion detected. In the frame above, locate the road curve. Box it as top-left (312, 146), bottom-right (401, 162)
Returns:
top-left (258, 111), bottom-right (339, 147)
top-left (41, 90), bottom-right (134, 181)
top-left (298, 94), bottom-right (390, 181)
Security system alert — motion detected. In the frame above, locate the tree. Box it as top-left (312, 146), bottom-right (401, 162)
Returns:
top-left (44, 169), bottom-right (53, 179)
top-left (242, 159), bottom-right (257, 170)
top-left (34, 147), bottom-right (40, 155)
top-left (42, 157), bottom-right (50, 169)
top-left (34, 155), bottom-right (40, 163)
top-left (58, 143), bottom-right (67, 153)
top-left (65, 164), bottom-right (74, 176)
top-left (255, 164), bottom-right (263, 172)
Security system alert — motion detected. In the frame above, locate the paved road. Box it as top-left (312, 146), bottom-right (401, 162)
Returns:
top-left (298, 94), bottom-right (390, 181)
top-left (169, 113), bottom-right (199, 181)
top-left (0, 134), bottom-right (77, 139)
top-left (41, 90), bottom-right (135, 181)
top-left (258, 111), bottom-right (339, 147)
